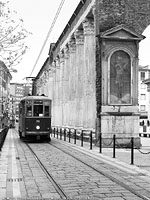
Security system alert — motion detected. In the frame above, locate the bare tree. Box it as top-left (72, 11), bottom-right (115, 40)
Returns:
top-left (0, 1), bottom-right (31, 68)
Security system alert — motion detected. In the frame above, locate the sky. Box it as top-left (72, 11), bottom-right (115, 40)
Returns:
top-left (6, 0), bottom-right (150, 83)
top-left (139, 26), bottom-right (150, 67)
top-left (8, 0), bottom-right (80, 83)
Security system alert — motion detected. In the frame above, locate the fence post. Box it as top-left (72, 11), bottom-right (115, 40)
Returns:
top-left (54, 127), bottom-right (55, 138)
top-left (90, 131), bottom-right (92, 150)
top-left (69, 128), bottom-right (71, 143)
top-left (113, 134), bottom-right (116, 158)
top-left (64, 128), bottom-right (66, 141)
top-left (0, 131), bottom-right (2, 151)
top-left (99, 133), bottom-right (102, 153)
top-left (81, 130), bottom-right (83, 147)
top-left (60, 128), bottom-right (62, 140)
top-left (74, 129), bottom-right (76, 144)
top-left (131, 137), bottom-right (134, 165)
top-left (57, 127), bottom-right (58, 139)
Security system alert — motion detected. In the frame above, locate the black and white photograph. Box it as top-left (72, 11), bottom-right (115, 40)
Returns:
top-left (0, 0), bottom-right (150, 199)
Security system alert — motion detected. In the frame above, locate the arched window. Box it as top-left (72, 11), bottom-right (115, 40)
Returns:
top-left (109, 50), bottom-right (131, 104)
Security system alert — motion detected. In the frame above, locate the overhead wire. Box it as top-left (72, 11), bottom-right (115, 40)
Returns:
top-left (30, 0), bottom-right (66, 77)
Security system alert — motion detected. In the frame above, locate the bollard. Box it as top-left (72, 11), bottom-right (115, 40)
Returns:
top-left (50, 127), bottom-right (52, 137)
top-left (54, 128), bottom-right (55, 138)
top-left (99, 133), bottom-right (102, 153)
top-left (74, 129), bottom-right (76, 144)
top-left (60, 128), bottom-right (62, 140)
top-left (113, 134), bottom-right (116, 158)
top-left (69, 129), bottom-right (71, 143)
top-left (81, 130), bottom-right (83, 147)
top-left (57, 128), bottom-right (58, 139)
top-left (0, 132), bottom-right (2, 151)
top-left (64, 129), bottom-right (66, 141)
top-left (131, 137), bottom-right (134, 165)
top-left (90, 131), bottom-right (92, 150)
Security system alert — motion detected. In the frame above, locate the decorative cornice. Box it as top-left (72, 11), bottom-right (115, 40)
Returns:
top-left (64, 45), bottom-right (69, 59)
top-left (68, 38), bottom-right (76, 53)
top-left (59, 50), bottom-right (65, 64)
top-left (74, 29), bottom-right (84, 45)
top-left (55, 57), bottom-right (60, 68)
top-left (82, 18), bottom-right (95, 35)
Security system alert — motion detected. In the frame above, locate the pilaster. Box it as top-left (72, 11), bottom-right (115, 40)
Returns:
top-left (68, 37), bottom-right (76, 126)
top-left (63, 45), bottom-right (70, 126)
top-left (59, 50), bottom-right (65, 126)
top-left (82, 18), bottom-right (96, 128)
top-left (74, 29), bottom-right (84, 127)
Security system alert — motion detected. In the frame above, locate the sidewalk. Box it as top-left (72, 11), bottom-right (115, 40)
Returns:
top-left (0, 128), bottom-right (22, 199)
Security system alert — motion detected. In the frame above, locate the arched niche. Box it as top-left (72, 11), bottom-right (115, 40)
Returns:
top-left (109, 50), bottom-right (131, 105)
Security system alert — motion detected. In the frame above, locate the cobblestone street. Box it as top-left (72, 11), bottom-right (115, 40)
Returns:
top-left (0, 128), bottom-right (150, 199)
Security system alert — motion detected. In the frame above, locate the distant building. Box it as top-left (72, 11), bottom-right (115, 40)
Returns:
top-left (10, 83), bottom-right (24, 119)
top-left (10, 82), bottom-right (32, 120)
top-left (138, 65), bottom-right (150, 133)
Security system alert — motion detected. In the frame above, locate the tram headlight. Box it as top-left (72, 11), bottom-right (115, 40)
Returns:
top-left (36, 125), bottom-right (40, 130)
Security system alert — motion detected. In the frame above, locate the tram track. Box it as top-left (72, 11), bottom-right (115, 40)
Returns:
top-left (50, 140), bottom-right (150, 200)
top-left (25, 143), bottom-right (69, 200)
top-left (24, 138), bottom-right (150, 200)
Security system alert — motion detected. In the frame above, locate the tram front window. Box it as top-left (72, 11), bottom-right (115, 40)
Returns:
top-left (26, 105), bottom-right (32, 117)
top-left (34, 105), bottom-right (43, 117)
top-left (44, 106), bottom-right (49, 117)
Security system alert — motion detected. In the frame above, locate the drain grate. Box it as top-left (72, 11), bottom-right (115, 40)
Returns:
top-left (7, 178), bottom-right (23, 182)
top-left (137, 165), bottom-right (150, 168)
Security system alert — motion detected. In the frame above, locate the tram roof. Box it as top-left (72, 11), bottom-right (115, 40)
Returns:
top-left (20, 95), bottom-right (52, 101)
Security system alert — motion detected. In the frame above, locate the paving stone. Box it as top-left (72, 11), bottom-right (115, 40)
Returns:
top-left (0, 189), bottom-right (6, 198)
top-left (1, 129), bottom-right (150, 199)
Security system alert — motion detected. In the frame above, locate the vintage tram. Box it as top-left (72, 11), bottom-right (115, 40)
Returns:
top-left (18, 95), bottom-right (52, 141)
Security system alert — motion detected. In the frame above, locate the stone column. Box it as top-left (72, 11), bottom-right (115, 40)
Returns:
top-left (82, 18), bottom-right (96, 129)
top-left (36, 79), bottom-right (41, 95)
top-left (44, 70), bottom-right (49, 96)
top-left (39, 78), bottom-right (43, 94)
top-left (47, 66), bottom-right (54, 99)
top-left (59, 50), bottom-right (65, 126)
top-left (63, 45), bottom-right (70, 126)
top-left (41, 74), bottom-right (45, 95)
top-left (74, 29), bottom-right (84, 128)
top-left (51, 61), bottom-right (56, 126)
top-left (68, 38), bottom-right (76, 126)
top-left (55, 56), bottom-right (61, 126)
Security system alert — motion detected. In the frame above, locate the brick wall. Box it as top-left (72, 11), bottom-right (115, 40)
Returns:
top-left (97, 0), bottom-right (150, 33)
